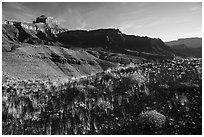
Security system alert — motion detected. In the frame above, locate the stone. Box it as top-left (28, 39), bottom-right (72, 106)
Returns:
top-left (35, 15), bottom-right (47, 24)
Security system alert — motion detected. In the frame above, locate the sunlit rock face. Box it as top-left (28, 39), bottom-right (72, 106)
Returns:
top-left (34, 15), bottom-right (68, 35)
top-left (20, 22), bottom-right (37, 33)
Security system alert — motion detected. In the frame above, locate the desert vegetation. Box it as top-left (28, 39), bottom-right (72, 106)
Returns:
top-left (2, 58), bottom-right (202, 135)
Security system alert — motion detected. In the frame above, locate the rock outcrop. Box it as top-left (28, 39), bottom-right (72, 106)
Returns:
top-left (3, 15), bottom-right (175, 59)
top-left (3, 15), bottom-right (67, 43)
top-left (34, 15), bottom-right (47, 23)
top-left (2, 15), bottom-right (177, 80)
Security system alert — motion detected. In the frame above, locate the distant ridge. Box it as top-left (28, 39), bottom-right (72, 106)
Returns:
top-left (165, 37), bottom-right (202, 48)
top-left (165, 37), bottom-right (202, 58)
top-left (4, 15), bottom-right (194, 81)
top-left (3, 15), bottom-right (175, 58)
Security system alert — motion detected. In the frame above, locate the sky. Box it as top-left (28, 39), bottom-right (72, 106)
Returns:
top-left (2, 2), bottom-right (202, 41)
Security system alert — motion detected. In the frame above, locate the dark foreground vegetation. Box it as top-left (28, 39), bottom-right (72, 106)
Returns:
top-left (2, 58), bottom-right (202, 135)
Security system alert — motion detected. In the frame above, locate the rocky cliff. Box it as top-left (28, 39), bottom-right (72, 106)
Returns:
top-left (3, 15), bottom-right (67, 45)
top-left (2, 15), bottom-right (175, 80)
top-left (57, 29), bottom-right (174, 58)
top-left (3, 15), bottom-right (175, 58)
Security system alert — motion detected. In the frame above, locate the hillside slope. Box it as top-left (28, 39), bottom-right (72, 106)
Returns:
top-left (172, 47), bottom-right (202, 58)
top-left (2, 24), bottom-right (135, 80)
top-left (2, 16), bottom-right (176, 80)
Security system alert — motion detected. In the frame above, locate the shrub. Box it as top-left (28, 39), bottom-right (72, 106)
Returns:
top-left (138, 110), bottom-right (166, 131)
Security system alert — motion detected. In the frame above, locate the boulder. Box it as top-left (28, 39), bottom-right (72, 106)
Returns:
top-left (35, 15), bottom-right (47, 24)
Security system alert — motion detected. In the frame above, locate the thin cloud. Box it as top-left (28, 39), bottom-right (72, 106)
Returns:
top-left (2, 2), bottom-right (202, 41)
top-left (55, 6), bottom-right (88, 30)
top-left (119, 24), bottom-right (133, 32)
top-left (76, 22), bottom-right (87, 30)
top-left (3, 3), bottom-right (38, 22)
top-left (190, 6), bottom-right (201, 11)
top-left (3, 2), bottom-right (24, 11)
